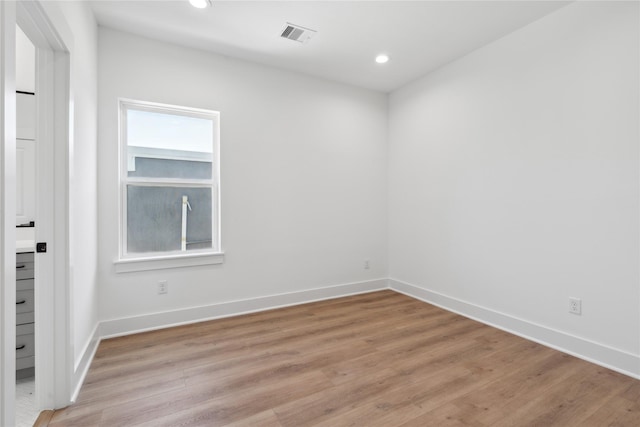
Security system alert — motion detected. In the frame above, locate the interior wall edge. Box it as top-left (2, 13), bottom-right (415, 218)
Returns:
top-left (98, 278), bottom-right (388, 339)
top-left (70, 322), bottom-right (100, 404)
top-left (389, 278), bottom-right (640, 380)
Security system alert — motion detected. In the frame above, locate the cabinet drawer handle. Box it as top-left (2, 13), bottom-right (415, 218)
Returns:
top-left (16, 345), bottom-right (25, 350)
top-left (16, 265), bottom-right (25, 269)
top-left (16, 300), bottom-right (26, 305)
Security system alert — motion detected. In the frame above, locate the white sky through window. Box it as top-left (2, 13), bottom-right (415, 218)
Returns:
top-left (127, 109), bottom-right (213, 153)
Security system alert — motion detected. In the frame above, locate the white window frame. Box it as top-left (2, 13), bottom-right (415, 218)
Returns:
top-left (114, 99), bottom-right (223, 273)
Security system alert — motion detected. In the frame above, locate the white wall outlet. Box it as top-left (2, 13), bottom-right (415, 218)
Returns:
top-left (364, 260), bottom-right (370, 270)
top-left (158, 280), bottom-right (168, 295)
top-left (569, 297), bottom-right (581, 315)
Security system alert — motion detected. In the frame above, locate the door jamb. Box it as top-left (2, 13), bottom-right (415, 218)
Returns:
top-left (17, 0), bottom-right (73, 413)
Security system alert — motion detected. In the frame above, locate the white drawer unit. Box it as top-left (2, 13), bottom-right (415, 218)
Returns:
top-left (16, 311), bottom-right (34, 326)
top-left (16, 290), bottom-right (34, 314)
top-left (16, 323), bottom-right (35, 370)
top-left (16, 251), bottom-right (34, 374)
top-left (16, 262), bottom-right (34, 280)
top-left (16, 278), bottom-right (33, 292)
top-left (16, 252), bottom-right (34, 263)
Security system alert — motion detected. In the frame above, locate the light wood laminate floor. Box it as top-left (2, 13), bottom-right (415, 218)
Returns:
top-left (49, 290), bottom-right (640, 426)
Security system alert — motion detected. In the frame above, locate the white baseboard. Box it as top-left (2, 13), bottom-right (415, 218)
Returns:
top-left (389, 278), bottom-right (640, 379)
top-left (99, 278), bottom-right (388, 339)
top-left (75, 276), bottom-right (638, 404)
top-left (71, 323), bottom-right (101, 403)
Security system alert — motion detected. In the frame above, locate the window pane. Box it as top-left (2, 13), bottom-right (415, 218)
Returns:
top-left (128, 156), bottom-right (212, 180)
top-left (127, 185), bottom-right (212, 254)
top-left (126, 108), bottom-right (213, 179)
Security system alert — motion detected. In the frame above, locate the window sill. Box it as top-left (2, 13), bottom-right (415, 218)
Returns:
top-left (114, 251), bottom-right (224, 273)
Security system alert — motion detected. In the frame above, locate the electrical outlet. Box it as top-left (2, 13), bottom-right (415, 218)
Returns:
top-left (569, 297), bottom-right (581, 315)
top-left (158, 280), bottom-right (168, 295)
top-left (364, 260), bottom-right (370, 270)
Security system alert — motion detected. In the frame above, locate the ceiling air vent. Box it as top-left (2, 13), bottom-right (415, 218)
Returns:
top-left (280, 23), bottom-right (317, 44)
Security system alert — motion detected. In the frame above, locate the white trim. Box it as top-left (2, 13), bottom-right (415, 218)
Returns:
top-left (100, 279), bottom-right (387, 338)
top-left (125, 177), bottom-right (213, 186)
top-left (118, 98), bottom-right (221, 262)
top-left (0, 2), bottom-right (17, 425)
top-left (62, 276), bottom-right (640, 404)
top-left (119, 97), bottom-right (217, 119)
top-left (389, 278), bottom-right (640, 379)
top-left (18, 0), bottom-right (75, 410)
top-left (71, 323), bottom-right (100, 403)
top-left (114, 251), bottom-right (224, 273)
top-left (33, 43), bottom-right (57, 412)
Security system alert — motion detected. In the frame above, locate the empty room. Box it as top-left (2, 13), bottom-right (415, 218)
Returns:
top-left (1, 0), bottom-right (639, 426)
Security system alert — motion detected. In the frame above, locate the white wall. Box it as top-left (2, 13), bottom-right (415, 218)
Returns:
top-left (15, 25), bottom-right (34, 93)
top-left (97, 28), bottom-right (388, 327)
top-left (389, 1), bottom-right (639, 372)
top-left (55, 1), bottom-right (99, 367)
top-left (2, 0), bottom-right (98, 413)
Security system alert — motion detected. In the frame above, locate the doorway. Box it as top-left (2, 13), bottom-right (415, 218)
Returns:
top-left (17, 0), bottom-right (73, 413)
top-left (14, 24), bottom-right (37, 427)
top-left (1, 2), bottom-right (73, 425)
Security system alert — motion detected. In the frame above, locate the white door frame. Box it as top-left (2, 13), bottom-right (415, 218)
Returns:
top-left (18, 0), bottom-right (73, 411)
top-left (2, 1), bottom-right (73, 423)
top-left (0, 2), bottom-right (18, 425)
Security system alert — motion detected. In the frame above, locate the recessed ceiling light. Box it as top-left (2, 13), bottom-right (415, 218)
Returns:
top-left (189, 0), bottom-right (211, 9)
top-left (375, 54), bottom-right (390, 64)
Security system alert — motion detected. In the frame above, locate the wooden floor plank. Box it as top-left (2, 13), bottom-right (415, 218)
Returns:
top-left (273, 368), bottom-right (409, 427)
top-left (33, 410), bottom-right (55, 427)
top-left (581, 390), bottom-right (640, 426)
top-left (221, 409), bottom-right (283, 427)
top-left (49, 290), bottom-right (640, 426)
top-left (139, 370), bottom-right (332, 427)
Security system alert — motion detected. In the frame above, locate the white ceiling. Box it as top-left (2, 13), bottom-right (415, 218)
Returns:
top-left (90, 0), bottom-right (571, 93)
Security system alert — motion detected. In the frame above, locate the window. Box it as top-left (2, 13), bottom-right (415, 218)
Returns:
top-left (116, 99), bottom-right (222, 272)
